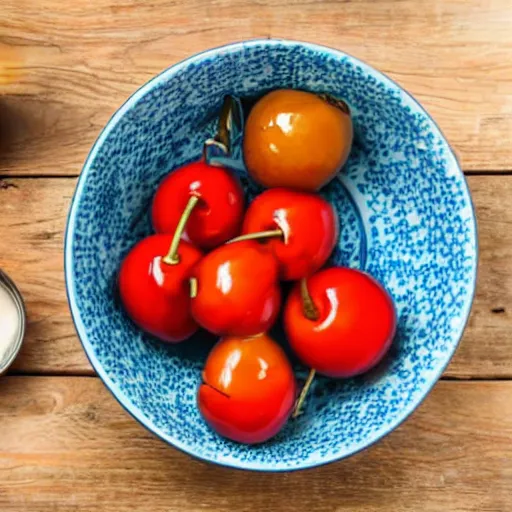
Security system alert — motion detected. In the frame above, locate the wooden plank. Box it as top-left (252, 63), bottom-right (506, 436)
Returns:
top-left (0, 377), bottom-right (510, 511)
top-left (0, 175), bottom-right (509, 377)
top-left (0, 0), bottom-right (511, 175)
top-left (0, 178), bottom-right (89, 374)
top-left (448, 175), bottom-right (512, 378)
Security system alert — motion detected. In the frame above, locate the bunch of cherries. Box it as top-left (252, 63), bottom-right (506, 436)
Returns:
top-left (119, 89), bottom-right (397, 444)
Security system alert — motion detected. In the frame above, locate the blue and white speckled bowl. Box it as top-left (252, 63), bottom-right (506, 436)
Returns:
top-left (65, 39), bottom-right (478, 471)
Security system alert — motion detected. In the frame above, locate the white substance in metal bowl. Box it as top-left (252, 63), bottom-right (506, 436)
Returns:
top-left (0, 276), bottom-right (24, 372)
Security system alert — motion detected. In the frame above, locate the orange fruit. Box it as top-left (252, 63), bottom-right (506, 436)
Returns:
top-left (243, 89), bottom-right (353, 191)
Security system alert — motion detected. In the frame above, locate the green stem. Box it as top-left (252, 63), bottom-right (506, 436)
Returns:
top-left (293, 278), bottom-right (320, 418)
top-left (162, 195), bottom-right (200, 265)
top-left (293, 369), bottom-right (316, 418)
top-left (189, 277), bottom-right (198, 299)
top-left (227, 229), bottom-right (283, 245)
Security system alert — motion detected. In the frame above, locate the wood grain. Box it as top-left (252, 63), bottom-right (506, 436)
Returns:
top-left (0, 377), bottom-right (510, 511)
top-left (0, 0), bottom-right (511, 175)
top-left (0, 178), bottom-right (89, 374)
top-left (0, 175), bottom-right (509, 377)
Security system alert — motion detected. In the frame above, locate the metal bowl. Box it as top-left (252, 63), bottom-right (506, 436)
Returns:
top-left (0, 270), bottom-right (26, 375)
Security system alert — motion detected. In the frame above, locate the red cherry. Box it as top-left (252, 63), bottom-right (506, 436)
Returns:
top-left (152, 160), bottom-right (244, 250)
top-left (198, 333), bottom-right (297, 444)
top-left (190, 240), bottom-right (281, 337)
top-left (119, 234), bottom-right (202, 343)
top-left (284, 267), bottom-right (396, 378)
top-left (241, 188), bottom-right (338, 280)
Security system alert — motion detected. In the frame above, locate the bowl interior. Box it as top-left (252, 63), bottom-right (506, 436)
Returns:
top-left (66, 40), bottom-right (477, 471)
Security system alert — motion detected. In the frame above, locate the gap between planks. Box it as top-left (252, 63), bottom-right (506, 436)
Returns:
top-left (1, 170), bottom-right (512, 181)
top-left (5, 372), bottom-right (512, 381)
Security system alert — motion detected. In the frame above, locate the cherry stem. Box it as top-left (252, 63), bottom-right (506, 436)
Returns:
top-left (300, 277), bottom-right (320, 321)
top-left (293, 278), bottom-right (320, 418)
top-left (162, 195), bottom-right (200, 265)
top-left (318, 93), bottom-right (351, 116)
top-left (293, 368), bottom-right (316, 418)
top-left (203, 138), bottom-right (228, 161)
top-left (227, 229), bottom-right (283, 244)
top-left (202, 95), bottom-right (234, 159)
top-left (189, 277), bottom-right (198, 299)
top-left (216, 95), bottom-right (233, 150)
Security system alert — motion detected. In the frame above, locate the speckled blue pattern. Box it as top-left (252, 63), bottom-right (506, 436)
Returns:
top-left (65, 39), bottom-right (478, 471)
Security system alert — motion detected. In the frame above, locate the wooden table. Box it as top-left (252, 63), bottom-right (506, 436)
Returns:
top-left (1, 1), bottom-right (511, 510)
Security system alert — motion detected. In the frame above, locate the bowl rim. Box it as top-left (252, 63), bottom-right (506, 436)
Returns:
top-left (64, 37), bottom-right (479, 472)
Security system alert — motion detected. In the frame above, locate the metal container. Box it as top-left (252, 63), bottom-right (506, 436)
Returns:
top-left (0, 270), bottom-right (26, 375)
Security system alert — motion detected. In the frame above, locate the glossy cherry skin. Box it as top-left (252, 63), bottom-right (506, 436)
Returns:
top-left (190, 240), bottom-right (281, 337)
top-left (242, 188), bottom-right (338, 280)
top-left (118, 235), bottom-right (203, 343)
top-left (244, 89), bottom-right (353, 191)
top-left (151, 160), bottom-right (244, 250)
top-left (198, 333), bottom-right (297, 444)
top-left (284, 267), bottom-right (397, 378)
